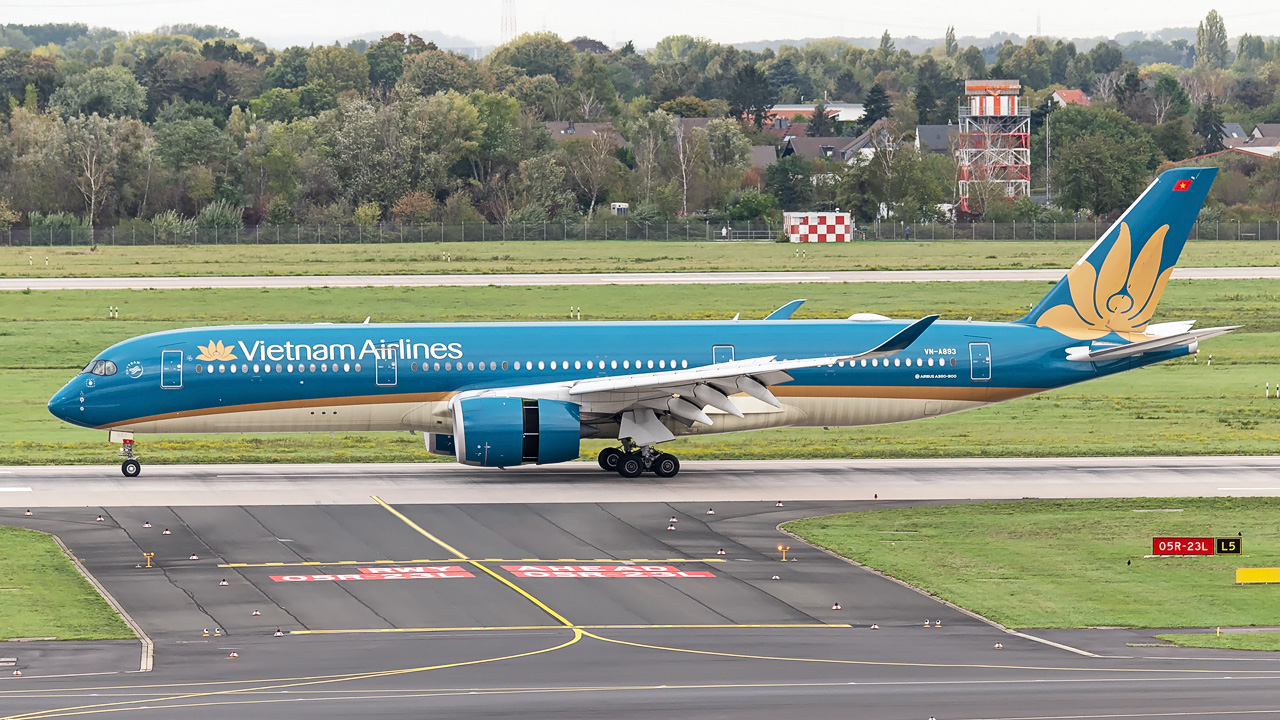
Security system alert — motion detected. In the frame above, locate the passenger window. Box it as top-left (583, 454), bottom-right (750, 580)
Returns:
top-left (309, 363), bottom-right (316, 372)
top-left (432, 362), bottom-right (438, 371)
top-left (681, 360), bottom-right (688, 368)
top-left (445, 362), bottom-right (452, 371)
top-left (538, 361), bottom-right (545, 370)
top-left (951, 358), bottom-right (957, 366)
top-left (253, 364), bottom-right (260, 373)
top-left (196, 364), bottom-right (203, 374)
top-left (230, 364), bottom-right (237, 374)
top-left (502, 361), bottom-right (509, 370)
top-left (611, 361), bottom-right (617, 369)
top-left (355, 363), bottom-right (362, 372)
top-left (411, 362), bottom-right (418, 371)
top-left (467, 361), bottom-right (475, 371)
top-left (514, 361), bottom-right (521, 370)
top-left (575, 361), bottom-right (581, 370)
top-left (623, 360), bottom-right (629, 369)
top-left (550, 361), bottom-right (557, 370)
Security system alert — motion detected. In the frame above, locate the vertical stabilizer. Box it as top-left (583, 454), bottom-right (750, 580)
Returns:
top-left (1018, 167), bottom-right (1216, 340)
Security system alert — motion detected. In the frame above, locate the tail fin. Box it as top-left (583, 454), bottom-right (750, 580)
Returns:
top-left (1018, 167), bottom-right (1217, 340)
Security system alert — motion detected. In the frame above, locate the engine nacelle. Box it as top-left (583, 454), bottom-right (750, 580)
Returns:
top-left (452, 397), bottom-right (581, 467)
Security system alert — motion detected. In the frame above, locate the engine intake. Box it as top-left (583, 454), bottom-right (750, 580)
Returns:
top-left (452, 397), bottom-right (581, 467)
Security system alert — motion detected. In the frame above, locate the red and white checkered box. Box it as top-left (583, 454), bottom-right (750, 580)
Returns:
top-left (784, 212), bottom-right (851, 242)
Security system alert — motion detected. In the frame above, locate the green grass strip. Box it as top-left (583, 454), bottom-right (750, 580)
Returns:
top-left (786, 498), bottom-right (1280, 629)
top-left (0, 527), bottom-right (135, 641)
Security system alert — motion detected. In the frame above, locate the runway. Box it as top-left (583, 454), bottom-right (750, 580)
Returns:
top-left (5, 494), bottom-right (1280, 720)
top-left (3, 456), bottom-right (1280, 507)
top-left (4, 266), bottom-right (1280, 290)
top-left (5, 460), bottom-right (1280, 719)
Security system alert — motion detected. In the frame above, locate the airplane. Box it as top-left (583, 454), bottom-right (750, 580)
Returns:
top-left (49, 167), bottom-right (1232, 478)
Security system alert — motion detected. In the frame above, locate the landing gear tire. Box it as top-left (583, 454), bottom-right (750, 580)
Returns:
top-left (616, 453), bottom-right (644, 479)
top-left (598, 447), bottom-right (623, 472)
top-left (121, 459), bottom-right (141, 477)
top-left (652, 453), bottom-right (680, 478)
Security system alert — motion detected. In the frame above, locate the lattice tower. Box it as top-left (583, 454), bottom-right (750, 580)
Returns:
top-left (957, 80), bottom-right (1031, 214)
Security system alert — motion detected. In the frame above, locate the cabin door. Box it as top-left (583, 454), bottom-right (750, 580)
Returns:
top-left (160, 349), bottom-right (183, 389)
top-left (712, 345), bottom-right (735, 364)
top-left (969, 342), bottom-right (991, 382)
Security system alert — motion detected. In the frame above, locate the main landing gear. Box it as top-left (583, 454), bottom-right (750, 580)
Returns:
top-left (119, 437), bottom-right (141, 477)
top-left (597, 444), bottom-right (680, 478)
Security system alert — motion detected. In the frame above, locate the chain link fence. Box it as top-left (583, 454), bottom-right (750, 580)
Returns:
top-left (4, 219), bottom-right (1280, 246)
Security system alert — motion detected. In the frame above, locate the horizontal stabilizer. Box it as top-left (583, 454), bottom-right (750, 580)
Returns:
top-left (1066, 326), bottom-right (1238, 362)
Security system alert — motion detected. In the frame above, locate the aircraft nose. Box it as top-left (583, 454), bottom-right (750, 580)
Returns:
top-left (48, 383), bottom-right (82, 423)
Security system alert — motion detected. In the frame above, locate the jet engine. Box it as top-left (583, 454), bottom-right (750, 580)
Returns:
top-left (451, 397), bottom-right (581, 467)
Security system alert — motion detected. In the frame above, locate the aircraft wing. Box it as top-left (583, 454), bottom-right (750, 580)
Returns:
top-left (456, 315), bottom-right (938, 443)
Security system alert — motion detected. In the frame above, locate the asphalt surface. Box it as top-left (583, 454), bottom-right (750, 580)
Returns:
top-left (4, 481), bottom-right (1280, 718)
top-left (4, 456), bottom-right (1280, 507)
top-left (3, 266), bottom-right (1280, 290)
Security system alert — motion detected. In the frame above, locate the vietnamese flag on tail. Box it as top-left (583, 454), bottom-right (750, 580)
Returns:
top-left (1173, 178), bottom-right (1194, 191)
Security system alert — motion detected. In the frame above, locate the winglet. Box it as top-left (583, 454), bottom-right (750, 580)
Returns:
top-left (765, 299), bottom-right (806, 320)
top-left (859, 315), bottom-right (940, 358)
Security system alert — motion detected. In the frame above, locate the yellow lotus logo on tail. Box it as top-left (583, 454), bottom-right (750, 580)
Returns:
top-left (1035, 222), bottom-right (1173, 341)
top-left (196, 340), bottom-right (237, 361)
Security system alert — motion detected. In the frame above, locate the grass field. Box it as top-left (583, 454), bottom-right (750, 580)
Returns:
top-left (4, 239), bottom-right (1279, 278)
top-left (1156, 633), bottom-right (1280, 651)
top-left (2, 280), bottom-right (1277, 464)
top-left (0, 527), bottom-right (134, 641)
top-left (785, 498), bottom-right (1280, 629)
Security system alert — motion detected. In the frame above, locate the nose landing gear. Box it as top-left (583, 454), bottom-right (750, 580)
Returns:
top-left (119, 437), bottom-right (141, 477)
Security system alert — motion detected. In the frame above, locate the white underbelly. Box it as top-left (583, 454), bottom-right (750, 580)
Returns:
top-left (676, 396), bottom-right (987, 436)
top-left (116, 401), bottom-right (452, 434)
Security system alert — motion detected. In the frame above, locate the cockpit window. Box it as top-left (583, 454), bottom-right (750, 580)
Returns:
top-left (80, 360), bottom-right (118, 376)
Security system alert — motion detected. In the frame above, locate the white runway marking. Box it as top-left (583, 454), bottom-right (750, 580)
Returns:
top-left (0, 487), bottom-right (32, 492)
top-left (1218, 488), bottom-right (1280, 491)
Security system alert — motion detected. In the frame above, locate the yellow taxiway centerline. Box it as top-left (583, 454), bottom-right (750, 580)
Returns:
top-left (370, 495), bottom-right (574, 627)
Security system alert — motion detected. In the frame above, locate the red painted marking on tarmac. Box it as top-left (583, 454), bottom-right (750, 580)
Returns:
top-left (501, 564), bottom-right (715, 579)
top-left (270, 566), bottom-right (474, 582)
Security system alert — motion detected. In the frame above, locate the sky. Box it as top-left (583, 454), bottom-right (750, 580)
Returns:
top-left (3, 0), bottom-right (1279, 49)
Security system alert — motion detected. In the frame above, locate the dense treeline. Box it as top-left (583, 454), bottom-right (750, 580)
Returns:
top-left (0, 12), bottom-right (1278, 231)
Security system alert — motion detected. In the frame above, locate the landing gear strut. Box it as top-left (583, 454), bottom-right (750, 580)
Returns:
top-left (119, 438), bottom-right (141, 477)
top-left (600, 443), bottom-right (681, 478)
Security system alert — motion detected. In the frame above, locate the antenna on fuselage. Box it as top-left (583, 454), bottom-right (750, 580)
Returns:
top-left (363, 317), bottom-right (371, 324)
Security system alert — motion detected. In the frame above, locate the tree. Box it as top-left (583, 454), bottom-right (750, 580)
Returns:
top-left (703, 118), bottom-right (751, 209)
top-left (248, 87), bottom-right (301, 122)
top-left (672, 120), bottom-right (708, 214)
top-left (395, 48), bottom-right (489, 97)
top-left (956, 46), bottom-right (986, 80)
top-left (1192, 95), bottom-right (1225, 154)
top-left (305, 45), bottom-right (369, 93)
top-left (765, 153), bottom-right (813, 211)
top-left (913, 83), bottom-right (937, 126)
top-left (1151, 119), bottom-right (1193, 162)
top-left (727, 64), bottom-right (775, 129)
top-left (1088, 42), bottom-right (1123, 75)
top-left (570, 53), bottom-right (617, 120)
top-left (1195, 10), bottom-right (1229, 71)
top-left (266, 46), bottom-right (309, 89)
top-left (858, 83), bottom-right (891, 133)
top-left (628, 109), bottom-right (673, 204)
top-left (466, 91), bottom-right (522, 186)
top-left (1149, 73), bottom-right (1190, 124)
top-left (944, 26), bottom-right (958, 58)
top-left (50, 65), bottom-right (146, 118)
top-left (806, 101), bottom-right (836, 137)
top-left (391, 190), bottom-right (434, 223)
top-left (366, 33), bottom-right (427, 92)
top-left (560, 131), bottom-right (622, 218)
top-left (1052, 133), bottom-right (1153, 216)
top-left (659, 96), bottom-right (711, 118)
top-left (63, 113), bottom-right (122, 224)
top-left (485, 32), bottom-right (575, 84)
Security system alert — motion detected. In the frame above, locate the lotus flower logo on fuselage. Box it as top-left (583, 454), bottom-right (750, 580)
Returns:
top-left (196, 340), bottom-right (238, 361)
top-left (1036, 222), bottom-right (1172, 341)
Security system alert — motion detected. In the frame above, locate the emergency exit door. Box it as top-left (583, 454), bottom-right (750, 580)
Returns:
top-left (712, 345), bottom-right (735, 364)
